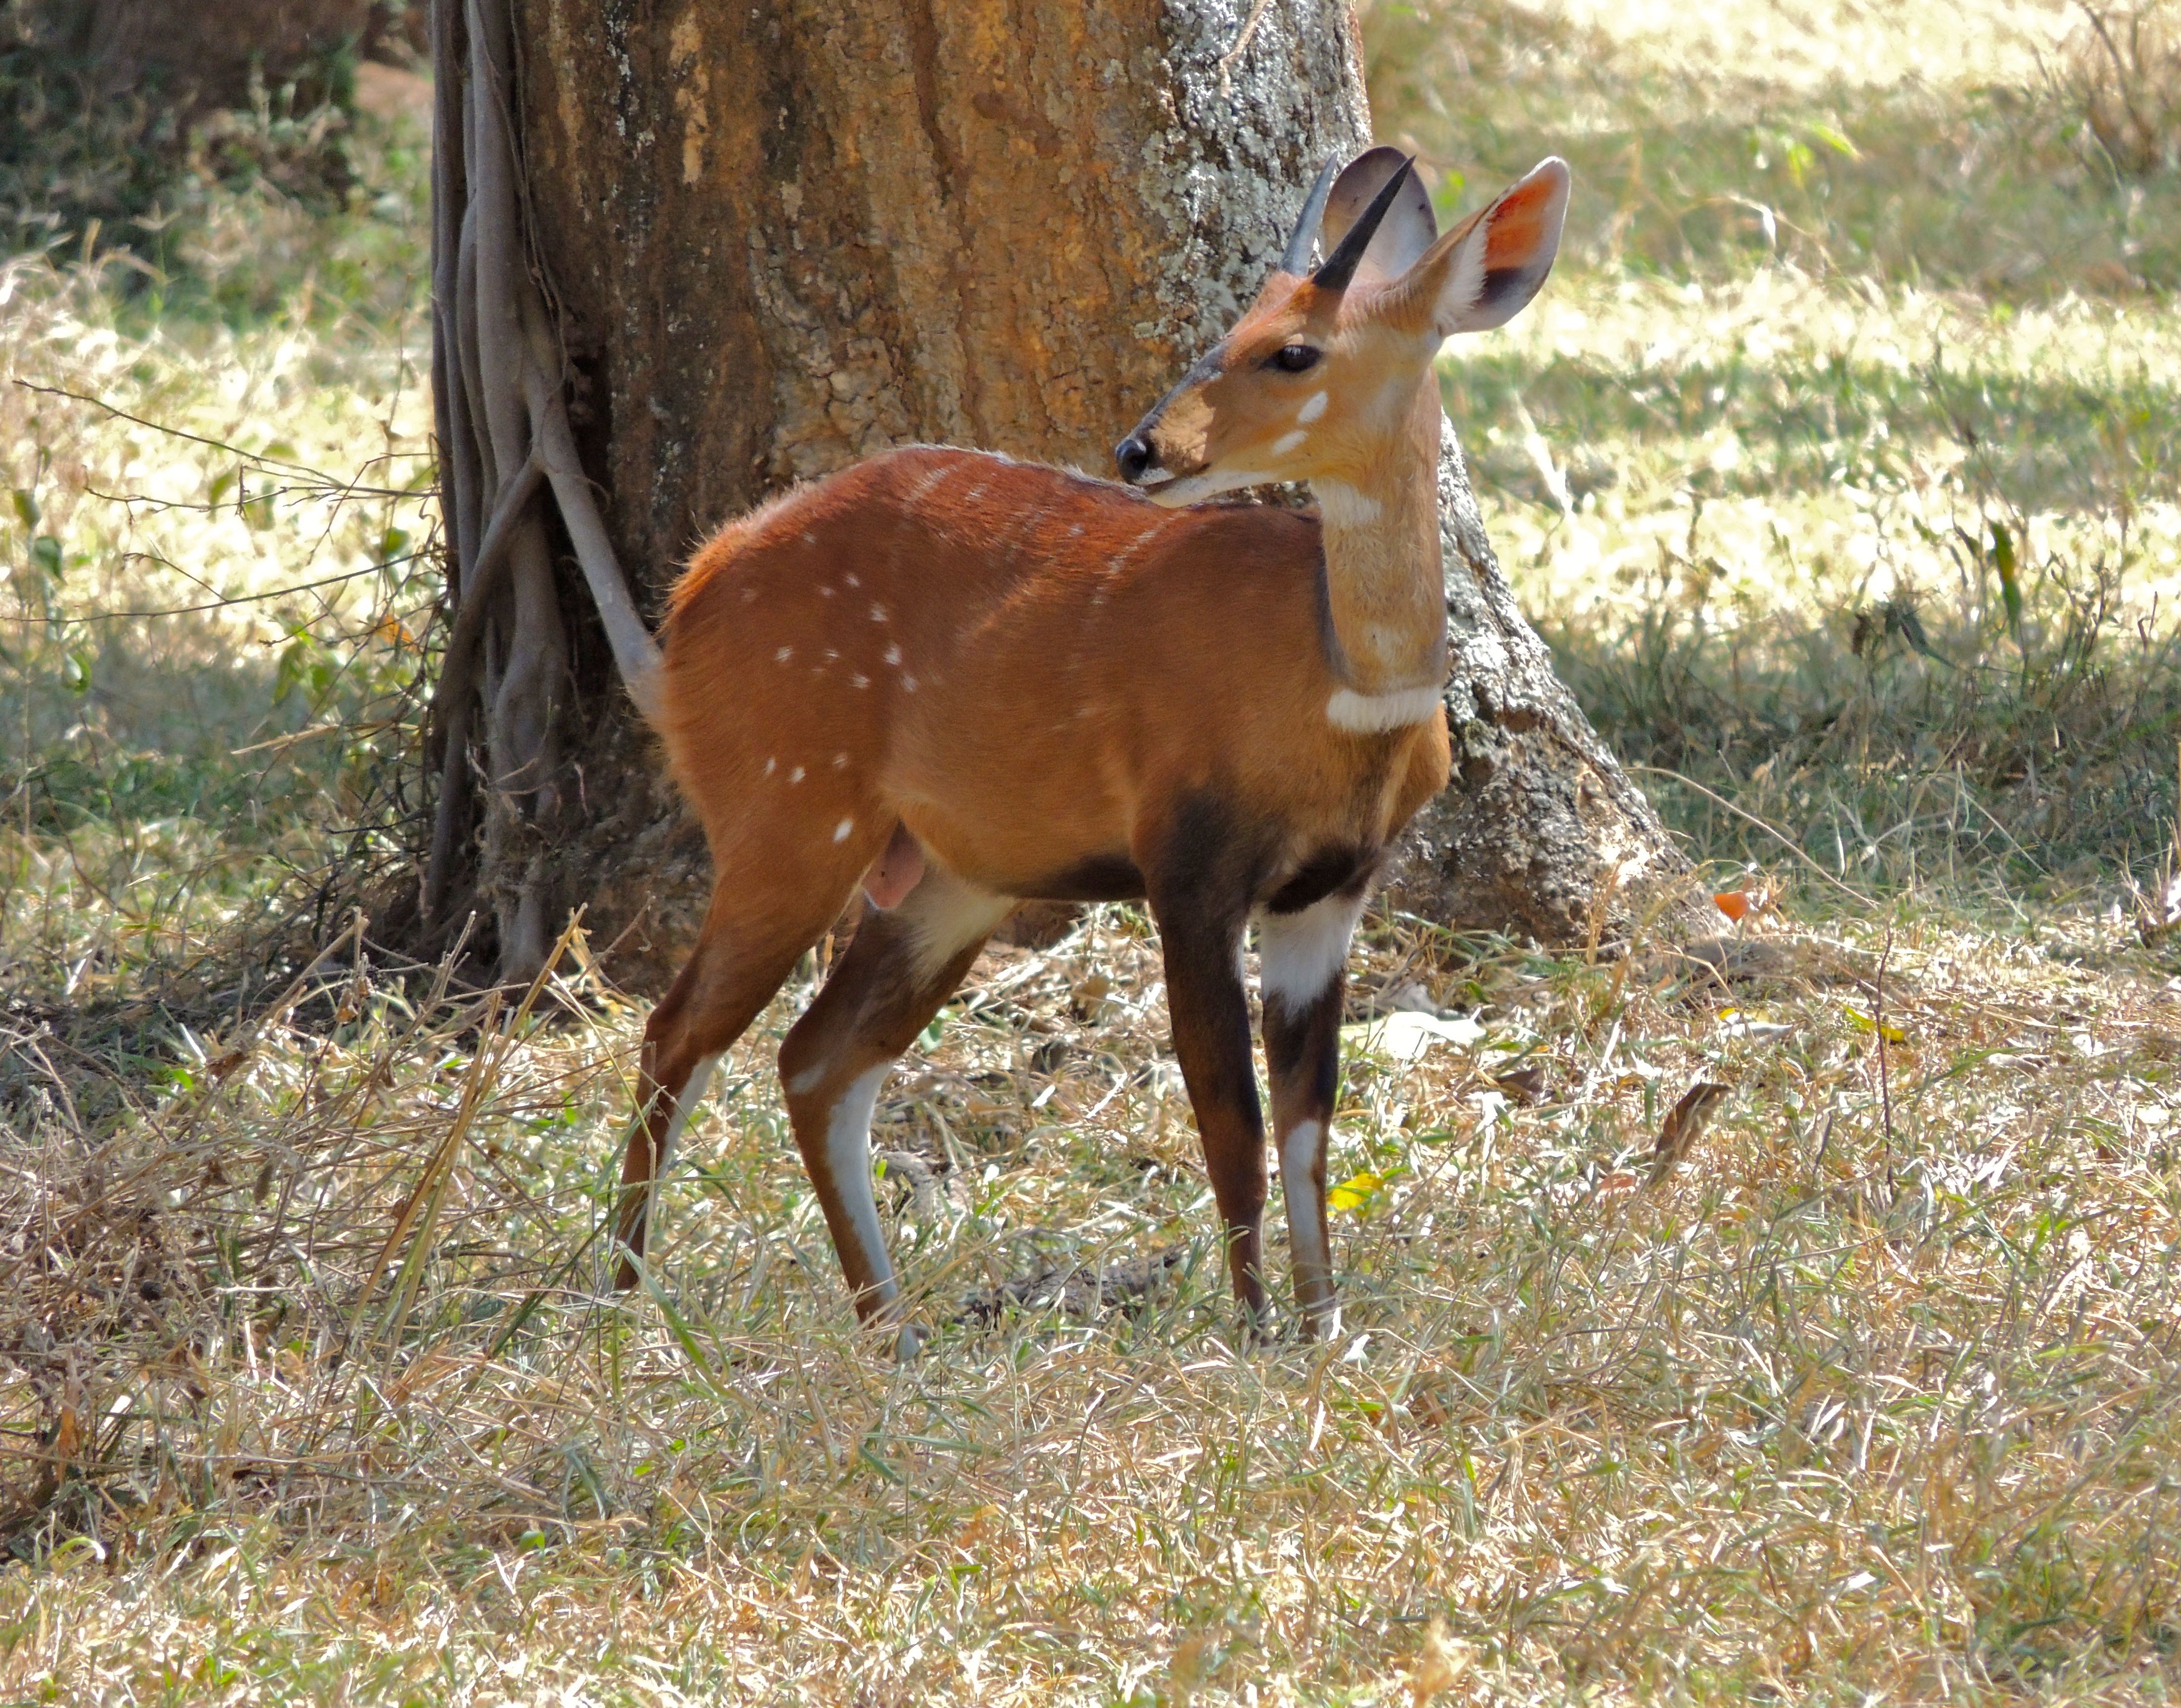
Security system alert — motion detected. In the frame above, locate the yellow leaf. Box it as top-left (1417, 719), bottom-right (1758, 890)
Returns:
top-left (1843, 1005), bottom-right (1907, 1044)
top-left (1327, 1170), bottom-right (1384, 1213)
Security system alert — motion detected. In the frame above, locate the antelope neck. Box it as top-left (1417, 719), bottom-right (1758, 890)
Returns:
top-left (1312, 383), bottom-right (1448, 708)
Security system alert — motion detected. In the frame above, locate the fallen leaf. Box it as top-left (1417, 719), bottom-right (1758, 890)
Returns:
top-left (1327, 1170), bottom-right (1386, 1213)
top-left (1490, 1062), bottom-right (1548, 1104)
top-left (1713, 884), bottom-right (1779, 922)
top-left (1407, 1618), bottom-right (1472, 1703)
top-left (1342, 1010), bottom-right (1485, 1062)
top-left (1650, 1079), bottom-right (1732, 1184)
top-left (1843, 1005), bottom-right (1907, 1044)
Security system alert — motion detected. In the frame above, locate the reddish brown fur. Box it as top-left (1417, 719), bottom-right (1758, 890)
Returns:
top-left (657, 449), bottom-right (1446, 911)
top-left (615, 154), bottom-right (1568, 1340)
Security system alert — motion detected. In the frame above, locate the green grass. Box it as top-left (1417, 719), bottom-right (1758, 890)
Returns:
top-left (0, 88), bottom-right (436, 1019)
top-left (7, 6), bottom-right (2181, 1703)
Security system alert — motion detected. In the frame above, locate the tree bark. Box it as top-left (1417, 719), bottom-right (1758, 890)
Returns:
top-left (425, 0), bottom-right (1689, 987)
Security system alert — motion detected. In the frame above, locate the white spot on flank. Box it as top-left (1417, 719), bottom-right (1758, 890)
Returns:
top-left (825, 648), bottom-right (839, 661)
top-left (901, 675), bottom-right (917, 693)
top-left (818, 585), bottom-right (834, 598)
top-left (1313, 480), bottom-right (1382, 527)
top-left (1271, 429), bottom-right (1309, 456)
top-left (801, 531), bottom-right (818, 545)
top-left (1068, 523), bottom-right (1084, 536)
top-left (832, 752), bottom-right (848, 768)
top-left (883, 642), bottom-right (902, 666)
top-left (1297, 389), bottom-right (1329, 424)
top-left (845, 573), bottom-right (860, 588)
top-left (786, 1062), bottom-right (826, 1096)
top-left (789, 767), bottom-right (805, 783)
top-left (1258, 890), bottom-right (1366, 1011)
top-left (775, 646), bottom-right (793, 663)
top-left (834, 818), bottom-right (854, 842)
top-left (764, 757), bottom-right (777, 776)
top-left (870, 603), bottom-right (888, 623)
top-left (741, 586), bottom-right (758, 602)
top-left (1326, 684), bottom-right (1443, 732)
top-left (851, 673), bottom-right (870, 688)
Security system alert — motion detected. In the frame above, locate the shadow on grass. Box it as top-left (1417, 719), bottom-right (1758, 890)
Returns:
top-left (1539, 534), bottom-right (2181, 899)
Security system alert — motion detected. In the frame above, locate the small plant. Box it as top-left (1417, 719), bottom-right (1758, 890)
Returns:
top-left (2057, 0), bottom-right (2181, 176)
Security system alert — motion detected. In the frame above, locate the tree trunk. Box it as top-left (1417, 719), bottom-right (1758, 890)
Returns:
top-left (424, 0), bottom-right (1688, 987)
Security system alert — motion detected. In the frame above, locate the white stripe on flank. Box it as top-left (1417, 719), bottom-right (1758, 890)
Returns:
top-left (904, 464), bottom-right (955, 505)
top-left (825, 1064), bottom-right (896, 1301)
top-left (1326, 683), bottom-right (1443, 732)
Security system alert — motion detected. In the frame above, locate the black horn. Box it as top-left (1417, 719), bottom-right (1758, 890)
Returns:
top-left (1278, 157), bottom-right (1341, 276)
top-left (1311, 155), bottom-right (1414, 294)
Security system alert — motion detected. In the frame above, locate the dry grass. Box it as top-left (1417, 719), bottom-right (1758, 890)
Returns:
top-left (6, 8), bottom-right (2181, 1705)
top-left (5, 898), bottom-right (2181, 1703)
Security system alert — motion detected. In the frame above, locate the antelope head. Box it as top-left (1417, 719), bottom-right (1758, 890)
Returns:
top-left (1114, 148), bottom-right (1571, 505)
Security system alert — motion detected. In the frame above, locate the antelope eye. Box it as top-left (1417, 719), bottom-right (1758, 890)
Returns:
top-left (1268, 343), bottom-right (1321, 374)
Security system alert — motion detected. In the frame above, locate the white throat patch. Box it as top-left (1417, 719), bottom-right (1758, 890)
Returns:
top-left (1326, 683), bottom-right (1444, 732)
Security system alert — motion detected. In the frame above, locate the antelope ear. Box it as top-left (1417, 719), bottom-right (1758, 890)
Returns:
top-left (1410, 156), bottom-right (1570, 338)
top-left (1319, 144), bottom-right (1439, 281)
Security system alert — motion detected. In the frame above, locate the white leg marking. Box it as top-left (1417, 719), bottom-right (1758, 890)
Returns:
top-left (1257, 890), bottom-right (1366, 1013)
top-left (639, 1052), bottom-right (720, 1256)
top-left (902, 863), bottom-right (1016, 983)
top-left (1280, 1116), bottom-right (1329, 1271)
top-left (659, 1053), bottom-right (720, 1173)
top-left (1313, 480), bottom-right (1382, 526)
top-left (826, 1063), bottom-right (896, 1297)
top-left (1297, 389), bottom-right (1329, 424)
top-left (1326, 683), bottom-right (1444, 732)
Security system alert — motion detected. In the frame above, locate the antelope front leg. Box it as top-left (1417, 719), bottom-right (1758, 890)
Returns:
top-left (1149, 890), bottom-right (1270, 1329)
top-left (1258, 888), bottom-right (1367, 1336)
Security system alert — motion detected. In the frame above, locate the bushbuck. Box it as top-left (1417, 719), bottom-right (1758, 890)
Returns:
top-left (613, 146), bottom-right (1570, 1349)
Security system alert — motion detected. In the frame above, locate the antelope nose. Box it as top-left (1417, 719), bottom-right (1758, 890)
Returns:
top-left (1114, 432), bottom-right (1156, 483)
